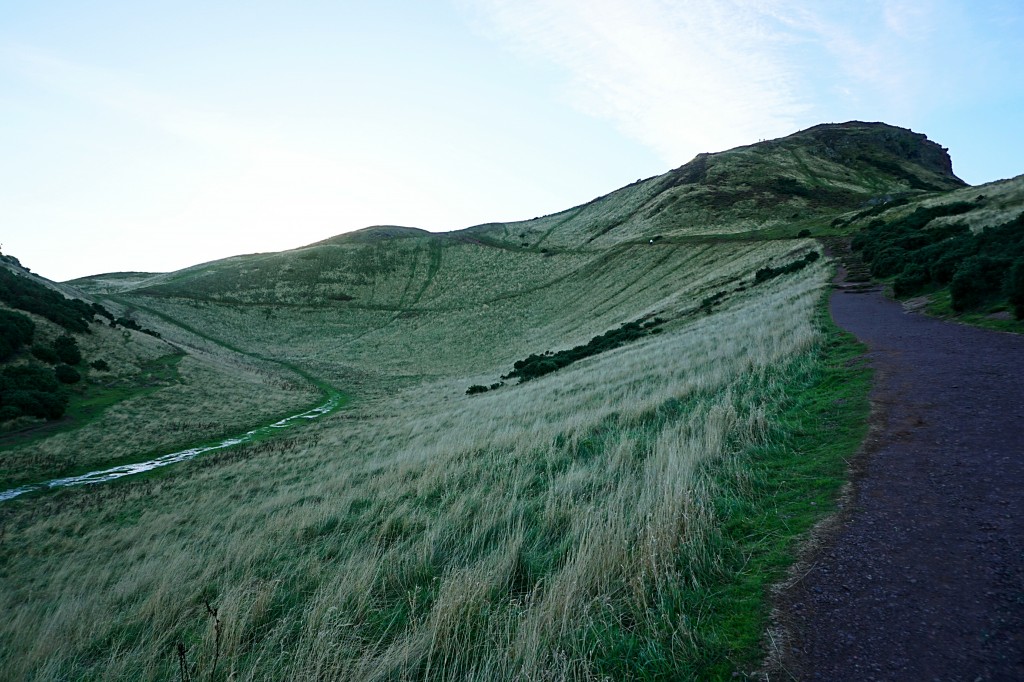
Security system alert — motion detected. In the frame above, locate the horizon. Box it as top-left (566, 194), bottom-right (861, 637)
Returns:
top-left (3, 1), bottom-right (1022, 282)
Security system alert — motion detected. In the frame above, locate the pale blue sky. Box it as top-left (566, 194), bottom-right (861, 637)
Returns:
top-left (2, 0), bottom-right (1022, 281)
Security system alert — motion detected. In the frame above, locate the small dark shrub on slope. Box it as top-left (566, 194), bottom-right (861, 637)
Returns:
top-left (1007, 257), bottom-right (1024, 320)
top-left (0, 309), bottom-right (35, 361)
top-left (497, 318), bottom-right (666, 385)
top-left (53, 335), bottom-right (82, 365)
top-left (0, 364), bottom-right (68, 421)
top-left (754, 251), bottom-right (820, 284)
top-left (0, 267), bottom-right (100, 333)
top-left (30, 344), bottom-right (59, 364)
top-left (951, 256), bottom-right (1009, 311)
top-left (55, 364), bottom-right (81, 384)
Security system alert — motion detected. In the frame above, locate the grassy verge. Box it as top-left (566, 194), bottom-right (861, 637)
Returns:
top-left (681, 296), bottom-right (870, 678)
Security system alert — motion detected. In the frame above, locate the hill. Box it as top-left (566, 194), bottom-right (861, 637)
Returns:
top-left (1, 122), bottom-right (1020, 680)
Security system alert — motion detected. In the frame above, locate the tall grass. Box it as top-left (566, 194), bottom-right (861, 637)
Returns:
top-left (0, 242), bottom-right (834, 679)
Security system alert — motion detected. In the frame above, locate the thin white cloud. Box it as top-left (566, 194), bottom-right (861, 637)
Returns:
top-left (462, 0), bottom-right (998, 163)
top-left (463, 0), bottom-right (812, 163)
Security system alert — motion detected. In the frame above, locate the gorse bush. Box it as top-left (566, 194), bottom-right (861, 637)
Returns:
top-left (754, 251), bottom-right (820, 284)
top-left (0, 309), bottom-right (35, 361)
top-left (0, 267), bottom-right (100, 333)
top-left (30, 344), bottom-right (59, 364)
top-left (501, 317), bottom-right (665, 383)
top-left (0, 364), bottom-right (68, 421)
top-left (851, 205), bottom-right (1024, 312)
top-left (53, 335), bottom-right (82, 366)
top-left (950, 256), bottom-right (1008, 311)
top-left (54, 364), bottom-right (81, 385)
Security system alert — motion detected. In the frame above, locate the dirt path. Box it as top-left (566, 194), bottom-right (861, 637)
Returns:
top-left (774, 278), bottom-right (1024, 680)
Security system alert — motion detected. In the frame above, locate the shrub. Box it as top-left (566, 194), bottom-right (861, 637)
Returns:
top-left (55, 364), bottom-right (81, 384)
top-left (928, 236), bottom-right (977, 284)
top-left (893, 264), bottom-right (930, 298)
top-left (503, 318), bottom-right (666, 383)
top-left (0, 309), bottom-right (35, 361)
top-left (0, 363), bottom-right (69, 421)
top-left (754, 251), bottom-right (820, 284)
top-left (53, 335), bottom-right (82, 365)
top-left (30, 344), bottom-right (60, 364)
top-left (797, 229), bottom-right (811, 238)
top-left (0, 389), bottom-right (67, 420)
top-left (1006, 257), bottom-right (1024, 320)
top-left (0, 267), bottom-right (106, 333)
top-left (950, 256), bottom-right (1007, 311)
top-left (1, 364), bottom-right (59, 393)
top-left (869, 247), bottom-right (910, 278)
top-left (466, 385), bottom-right (489, 395)
top-left (90, 359), bottom-right (110, 371)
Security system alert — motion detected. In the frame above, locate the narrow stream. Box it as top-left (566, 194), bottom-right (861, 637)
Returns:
top-left (0, 393), bottom-right (344, 503)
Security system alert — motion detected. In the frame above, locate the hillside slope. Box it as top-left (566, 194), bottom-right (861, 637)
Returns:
top-left (1, 121), bottom-right (1017, 680)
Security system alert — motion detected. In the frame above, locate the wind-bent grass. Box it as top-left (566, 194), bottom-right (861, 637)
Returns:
top-left (0, 241), bottom-right (865, 679)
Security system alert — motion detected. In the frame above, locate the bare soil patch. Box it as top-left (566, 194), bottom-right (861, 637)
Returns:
top-left (772, 277), bottom-right (1024, 680)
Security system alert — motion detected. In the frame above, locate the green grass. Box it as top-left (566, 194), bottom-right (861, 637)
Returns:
top-left (684, 302), bottom-right (870, 677)
top-left (0, 353), bottom-right (184, 457)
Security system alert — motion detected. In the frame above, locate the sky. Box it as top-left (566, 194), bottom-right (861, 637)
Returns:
top-left (2, 0), bottom-right (1022, 282)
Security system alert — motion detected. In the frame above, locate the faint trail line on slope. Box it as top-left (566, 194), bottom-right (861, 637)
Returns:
top-left (774, 274), bottom-right (1024, 680)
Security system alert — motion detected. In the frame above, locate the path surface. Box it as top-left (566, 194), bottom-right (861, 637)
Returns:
top-left (776, 281), bottom-right (1024, 680)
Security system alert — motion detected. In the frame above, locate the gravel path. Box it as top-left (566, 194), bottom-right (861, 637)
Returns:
top-left (774, 279), bottom-right (1024, 680)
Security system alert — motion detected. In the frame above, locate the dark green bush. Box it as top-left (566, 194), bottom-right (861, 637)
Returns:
top-left (927, 236), bottom-right (977, 284)
top-left (797, 229), bottom-right (811, 238)
top-left (870, 247), bottom-right (910, 278)
top-left (893, 264), bottom-right (931, 298)
top-left (0, 362), bottom-right (68, 421)
top-left (466, 385), bottom-right (488, 395)
top-left (30, 344), bottom-right (59, 364)
top-left (951, 256), bottom-right (1007, 311)
top-left (54, 335), bottom-right (82, 365)
top-left (1, 363), bottom-right (60, 393)
top-left (55, 364), bottom-right (81, 384)
top-left (0, 388), bottom-right (67, 420)
top-left (0, 267), bottom-right (102, 333)
top-left (503, 318), bottom-right (665, 383)
top-left (114, 316), bottom-right (161, 338)
top-left (754, 251), bottom-right (820, 284)
top-left (90, 359), bottom-right (110, 371)
top-left (1006, 257), bottom-right (1024, 320)
top-left (0, 309), bottom-right (35, 361)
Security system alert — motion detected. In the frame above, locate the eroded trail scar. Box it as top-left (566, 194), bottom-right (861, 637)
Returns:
top-left (778, 285), bottom-right (1024, 679)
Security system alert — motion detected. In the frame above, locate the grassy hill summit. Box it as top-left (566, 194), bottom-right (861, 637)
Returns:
top-left (2, 121), bottom-right (1022, 679)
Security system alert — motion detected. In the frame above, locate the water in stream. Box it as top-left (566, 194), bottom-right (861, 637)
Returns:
top-left (0, 393), bottom-right (343, 502)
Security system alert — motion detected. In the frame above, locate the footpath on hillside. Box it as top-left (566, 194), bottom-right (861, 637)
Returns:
top-left (773, 264), bottom-right (1024, 680)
